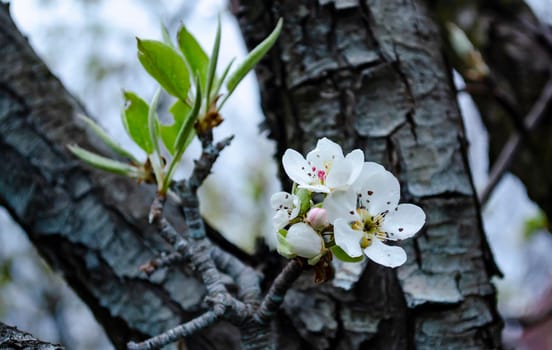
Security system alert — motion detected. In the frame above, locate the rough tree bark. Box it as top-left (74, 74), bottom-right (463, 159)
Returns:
top-left (235, 0), bottom-right (503, 348)
top-left (0, 0), bottom-right (503, 349)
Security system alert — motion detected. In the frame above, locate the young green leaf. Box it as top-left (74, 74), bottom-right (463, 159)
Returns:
top-left (122, 91), bottom-right (153, 154)
top-left (177, 24), bottom-right (209, 89)
top-left (330, 246), bottom-right (364, 263)
top-left (175, 80), bottom-right (201, 154)
top-left (213, 58), bottom-right (235, 101)
top-left (159, 100), bottom-right (191, 155)
top-left (137, 39), bottom-right (190, 100)
top-left (225, 18), bottom-right (282, 98)
top-left (68, 145), bottom-right (143, 178)
top-left (147, 88), bottom-right (162, 157)
top-left (160, 22), bottom-right (175, 49)
top-left (205, 17), bottom-right (221, 108)
top-left (77, 113), bottom-right (139, 163)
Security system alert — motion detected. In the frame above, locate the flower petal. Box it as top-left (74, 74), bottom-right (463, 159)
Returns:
top-left (355, 168), bottom-right (400, 216)
top-left (286, 223), bottom-right (324, 258)
top-left (324, 190), bottom-right (359, 223)
top-left (306, 137), bottom-right (344, 170)
top-left (282, 149), bottom-right (313, 186)
top-left (270, 191), bottom-right (293, 210)
top-left (325, 157), bottom-right (353, 191)
top-left (273, 210), bottom-right (290, 230)
top-left (363, 238), bottom-right (407, 267)
top-left (333, 218), bottom-right (364, 258)
top-left (381, 203), bottom-right (425, 240)
top-left (344, 149), bottom-right (365, 185)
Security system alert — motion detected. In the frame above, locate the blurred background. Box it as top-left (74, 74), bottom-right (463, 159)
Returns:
top-left (0, 0), bottom-right (551, 348)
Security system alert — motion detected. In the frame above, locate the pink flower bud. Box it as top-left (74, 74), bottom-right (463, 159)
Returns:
top-left (306, 207), bottom-right (329, 230)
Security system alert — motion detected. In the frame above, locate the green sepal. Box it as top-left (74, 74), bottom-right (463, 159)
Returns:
top-left (137, 38), bottom-right (190, 100)
top-left (68, 145), bottom-right (142, 178)
top-left (330, 245), bottom-right (364, 263)
top-left (225, 18), bottom-right (282, 99)
top-left (121, 91), bottom-right (154, 154)
top-left (77, 113), bottom-right (139, 163)
top-left (177, 24), bottom-right (209, 90)
top-left (296, 188), bottom-right (312, 216)
top-left (276, 231), bottom-right (295, 259)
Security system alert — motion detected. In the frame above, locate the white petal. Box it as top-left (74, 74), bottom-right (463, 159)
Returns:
top-left (324, 190), bottom-right (359, 223)
top-left (306, 138), bottom-right (344, 170)
top-left (273, 210), bottom-right (290, 230)
top-left (381, 203), bottom-right (425, 240)
top-left (344, 149), bottom-right (365, 185)
top-left (325, 157), bottom-right (353, 191)
top-left (282, 149), bottom-right (313, 186)
top-left (363, 238), bottom-right (407, 267)
top-left (334, 219), bottom-right (364, 257)
top-left (355, 168), bottom-right (400, 216)
top-left (290, 196), bottom-right (301, 219)
top-left (286, 223), bottom-right (324, 258)
top-left (360, 161), bottom-right (385, 178)
top-left (270, 191), bottom-right (293, 210)
top-left (298, 183), bottom-right (331, 193)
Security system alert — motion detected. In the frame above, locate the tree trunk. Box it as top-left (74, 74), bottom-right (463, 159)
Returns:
top-left (235, 0), bottom-right (503, 348)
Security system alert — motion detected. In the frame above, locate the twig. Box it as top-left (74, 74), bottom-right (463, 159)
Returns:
top-left (127, 306), bottom-right (225, 350)
top-left (479, 77), bottom-right (552, 205)
top-left (254, 259), bottom-right (304, 325)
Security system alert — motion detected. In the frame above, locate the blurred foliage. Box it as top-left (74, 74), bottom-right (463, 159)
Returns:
top-left (523, 211), bottom-right (549, 240)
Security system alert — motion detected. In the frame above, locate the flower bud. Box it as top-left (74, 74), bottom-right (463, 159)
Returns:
top-left (306, 207), bottom-right (329, 230)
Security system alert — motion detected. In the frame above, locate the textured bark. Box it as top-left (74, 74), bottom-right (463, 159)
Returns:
top-left (235, 0), bottom-right (503, 349)
top-left (0, 322), bottom-right (64, 349)
top-left (432, 0), bottom-right (552, 218)
top-left (0, 0), bottom-right (504, 349)
top-left (0, 4), bottom-right (240, 349)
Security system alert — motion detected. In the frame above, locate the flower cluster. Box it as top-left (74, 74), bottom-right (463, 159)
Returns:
top-left (271, 138), bottom-right (425, 268)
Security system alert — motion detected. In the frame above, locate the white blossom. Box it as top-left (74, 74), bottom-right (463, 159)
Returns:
top-left (282, 138), bottom-right (364, 193)
top-left (277, 223), bottom-right (325, 263)
top-left (324, 162), bottom-right (425, 267)
top-left (270, 191), bottom-right (300, 230)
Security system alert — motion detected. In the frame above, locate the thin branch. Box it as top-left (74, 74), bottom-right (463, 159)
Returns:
top-left (126, 306), bottom-right (225, 350)
top-left (254, 259), bottom-right (304, 325)
top-left (480, 76), bottom-right (552, 205)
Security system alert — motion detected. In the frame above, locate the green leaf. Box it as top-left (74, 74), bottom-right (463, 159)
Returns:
top-left (225, 18), bottom-right (282, 98)
top-left (77, 113), bottom-right (139, 163)
top-left (330, 246), bottom-right (364, 263)
top-left (213, 58), bottom-right (235, 101)
top-left (137, 39), bottom-right (190, 100)
top-left (175, 79), bottom-right (201, 154)
top-left (159, 100), bottom-right (191, 155)
top-left (205, 17), bottom-right (221, 107)
top-left (148, 88), bottom-right (162, 157)
top-left (160, 22), bottom-right (175, 48)
top-left (177, 24), bottom-right (209, 90)
top-left (122, 91), bottom-right (153, 154)
top-left (68, 145), bottom-right (142, 178)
